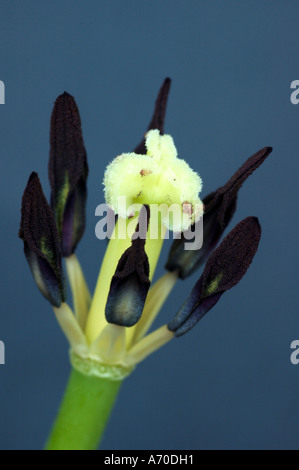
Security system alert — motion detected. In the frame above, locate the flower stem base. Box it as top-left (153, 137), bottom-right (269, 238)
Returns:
top-left (45, 368), bottom-right (121, 450)
top-left (70, 350), bottom-right (134, 380)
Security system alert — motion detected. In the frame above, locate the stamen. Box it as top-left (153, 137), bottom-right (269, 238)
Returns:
top-left (125, 325), bottom-right (174, 367)
top-left (53, 303), bottom-right (88, 355)
top-left (89, 324), bottom-right (126, 364)
top-left (131, 270), bottom-right (179, 345)
top-left (65, 254), bottom-right (91, 330)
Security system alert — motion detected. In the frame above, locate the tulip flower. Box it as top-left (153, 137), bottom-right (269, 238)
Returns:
top-left (19, 78), bottom-right (271, 450)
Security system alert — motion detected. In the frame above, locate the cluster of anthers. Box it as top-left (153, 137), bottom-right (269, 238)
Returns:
top-left (19, 79), bottom-right (272, 380)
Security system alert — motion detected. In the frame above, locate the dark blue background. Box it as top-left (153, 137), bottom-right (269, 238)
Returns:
top-left (0, 1), bottom-right (298, 450)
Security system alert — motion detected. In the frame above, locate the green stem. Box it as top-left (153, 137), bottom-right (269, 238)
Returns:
top-left (45, 368), bottom-right (122, 450)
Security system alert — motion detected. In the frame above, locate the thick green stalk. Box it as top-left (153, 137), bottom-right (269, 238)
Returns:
top-left (45, 368), bottom-right (122, 450)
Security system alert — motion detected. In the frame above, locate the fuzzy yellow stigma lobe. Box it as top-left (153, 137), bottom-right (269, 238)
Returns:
top-left (104, 130), bottom-right (203, 232)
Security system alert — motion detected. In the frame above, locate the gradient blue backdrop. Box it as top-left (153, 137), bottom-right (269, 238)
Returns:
top-left (0, 1), bottom-right (298, 450)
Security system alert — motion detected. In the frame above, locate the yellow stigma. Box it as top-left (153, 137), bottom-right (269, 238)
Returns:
top-left (104, 130), bottom-right (203, 231)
